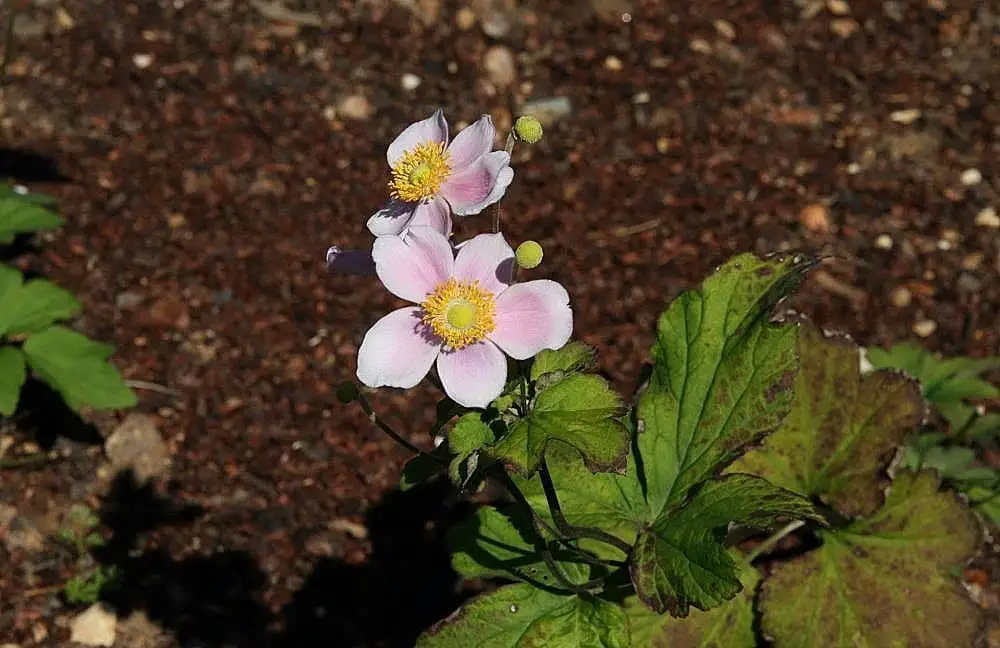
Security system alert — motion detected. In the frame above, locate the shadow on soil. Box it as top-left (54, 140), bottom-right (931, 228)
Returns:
top-left (94, 471), bottom-right (469, 648)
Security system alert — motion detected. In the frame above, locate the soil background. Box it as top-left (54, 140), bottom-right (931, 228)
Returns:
top-left (1, 0), bottom-right (999, 646)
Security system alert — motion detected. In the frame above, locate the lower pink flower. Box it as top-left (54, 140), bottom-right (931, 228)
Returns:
top-left (356, 227), bottom-right (573, 408)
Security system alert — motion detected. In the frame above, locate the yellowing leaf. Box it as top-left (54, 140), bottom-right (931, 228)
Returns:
top-left (760, 470), bottom-right (981, 648)
top-left (733, 321), bottom-right (925, 517)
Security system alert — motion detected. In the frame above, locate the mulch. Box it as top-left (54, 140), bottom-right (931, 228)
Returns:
top-left (0, 0), bottom-right (998, 645)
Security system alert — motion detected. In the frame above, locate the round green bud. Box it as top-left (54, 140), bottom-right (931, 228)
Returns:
top-left (335, 381), bottom-right (360, 404)
top-left (515, 240), bottom-right (544, 269)
top-left (513, 115), bottom-right (543, 144)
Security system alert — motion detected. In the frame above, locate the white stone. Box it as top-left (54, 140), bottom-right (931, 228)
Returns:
top-left (401, 73), bottom-right (422, 91)
top-left (70, 604), bottom-right (117, 647)
top-left (975, 207), bottom-right (999, 229)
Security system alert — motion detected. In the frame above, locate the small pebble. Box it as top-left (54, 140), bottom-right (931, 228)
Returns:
top-left (889, 108), bottom-right (921, 124)
top-left (521, 96), bottom-right (572, 125)
top-left (799, 203), bottom-right (831, 233)
top-left (961, 168), bottom-right (982, 186)
top-left (875, 234), bottom-right (893, 250)
top-left (401, 73), bottom-right (422, 91)
top-left (604, 55), bottom-right (624, 71)
top-left (829, 18), bottom-right (858, 37)
top-left (132, 53), bottom-right (154, 69)
top-left (937, 239), bottom-right (953, 251)
top-left (455, 7), bottom-right (476, 30)
top-left (482, 46), bottom-right (516, 88)
top-left (847, 162), bottom-right (862, 174)
top-left (337, 94), bottom-right (373, 121)
top-left (913, 319), bottom-right (937, 338)
top-left (890, 286), bottom-right (912, 308)
top-left (975, 207), bottom-right (999, 229)
top-left (713, 19), bottom-right (736, 40)
top-left (827, 0), bottom-right (851, 15)
top-left (70, 604), bottom-right (116, 647)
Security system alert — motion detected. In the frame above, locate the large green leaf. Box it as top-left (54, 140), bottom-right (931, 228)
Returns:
top-left (866, 342), bottom-right (999, 434)
top-left (490, 373), bottom-right (628, 476)
top-left (3, 278), bottom-right (81, 335)
top-left (416, 583), bottom-right (629, 648)
top-left (448, 505), bottom-right (593, 588)
top-left (448, 412), bottom-right (494, 487)
top-left (626, 556), bottom-right (758, 648)
top-left (760, 470), bottom-right (981, 648)
top-left (0, 195), bottom-right (63, 243)
top-left (0, 346), bottom-right (26, 416)
top-left (0, 265), bottom-right (23, 336)
top-left (630, 474), bottom-right (818, 616)
top-left (21, 326), bottom-right (137, 411)
top-left (733, 322), bottom-right (925, 517)
top-left (637, 253), bottom-right (813, 518)
top-left (513, 440), bottom-right (646, 562)
top-left (530, 342), bottom-right (598, 381)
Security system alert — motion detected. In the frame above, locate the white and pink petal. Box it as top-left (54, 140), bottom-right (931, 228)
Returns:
top-left (436, 341), bottom-right (508, 408)
top-left (357, 307), bottom-right (442, 389)
top-left (386, 108), bottom-right (449, 167)
top-left (371, 226), bottom-right (455, 303)
top-left (490, 280), bottom-right (573, 360)
top-left (439, 150), bottom-right (512, 216)
top-left (405, 197), bottom-right (453, 238)
top-left (446, 115), bottom-right (495, 170)
top-left (452, 232), bottom-right (514, 296)
top-left (367, 200), bottom-right (416, 237)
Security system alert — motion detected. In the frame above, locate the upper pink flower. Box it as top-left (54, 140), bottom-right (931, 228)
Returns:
top-left (367, 109), bottom-right (515, 239)
top-left (356, 228), bottom-right (572, 408)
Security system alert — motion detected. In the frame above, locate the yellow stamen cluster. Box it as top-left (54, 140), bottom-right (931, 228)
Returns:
top-left (422, 278), bottom-right (496, 349)
top-left (389, 142), bottom-right (452, 202)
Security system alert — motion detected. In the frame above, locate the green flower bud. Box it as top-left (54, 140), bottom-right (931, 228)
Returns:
top-left (515, 240), bottom-right (544, 269)
top-left (336, 381), bottom-right (360, 404)
top-left (513, 115), bottom-right (543, 144)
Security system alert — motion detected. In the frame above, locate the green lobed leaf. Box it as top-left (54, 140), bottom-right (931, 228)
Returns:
top-left (866, 342), bottom-right (999, 433)
top-left (21, 326), bottom-right (137, 412)
top-left (732, 321), bottom-right (925, 517)
top-left (760, 470), bottom-right (981, 648)
top-left (0, 195), bottom-right (64, 243)
top-left (514, 441), bottom-right (646, 562)
top-left (626, 555), bottom-right (758, 648)
top-left (0, 265), bottom-right (24, 336)
top-left (530, 342), bottom-right (598, 381)
top-left (416, 583), bottom-right (629, 648)
top-left (637, 252), bottom-right (813, 518)
top-left (630, 474), bottom-right (819, 616)
top-left (399, 445), bottom-right (449, 491)
top-left (489, 373), bottom-right (628, 476)
top-left (448, 505), bottom-right (591, 588)
top-left (3, 278), bottom-right (81, 335)
top-left (0, 346), bottom-right (26, 416)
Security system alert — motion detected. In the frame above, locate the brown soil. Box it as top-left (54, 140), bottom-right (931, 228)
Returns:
top-left (0, 0), bottom-right (998, 646)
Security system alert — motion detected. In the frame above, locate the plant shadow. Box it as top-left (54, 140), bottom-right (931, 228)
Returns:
top-left (93, 472), bottom-right (472, 648)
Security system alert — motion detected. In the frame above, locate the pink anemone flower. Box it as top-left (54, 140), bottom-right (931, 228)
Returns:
top-left (366, 109), bottom-right (514, 239)
top-left (356, 227), bottom-right (572, 408)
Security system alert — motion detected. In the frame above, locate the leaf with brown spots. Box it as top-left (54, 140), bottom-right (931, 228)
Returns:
top-left (625, 555), bottom-right (758, 647)
top-left (732, 321), bottom-right (925, 517)
top-left (760, 470), bottom-right (981, 648)
top-left (629, 475), bottom-right (819, 616)
top-left (415, 583), bottom-right (629, 648)
top-left (637, 252), bottom-right (815, 519)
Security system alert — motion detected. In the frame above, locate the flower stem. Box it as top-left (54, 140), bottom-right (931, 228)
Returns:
top-left (746, 520), bottom-right (805, 563)
top-left (354, 391), bottom-right (446, 465)
top-left (537, 459), bottom-right (633, 557)
top-left (490, 131), bottom-right (519, 234)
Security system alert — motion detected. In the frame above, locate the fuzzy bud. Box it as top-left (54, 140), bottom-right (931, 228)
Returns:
top-left (515, 240), bottom-right (544, 269)
top-left (513, 115), bottom-right (543, 144)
